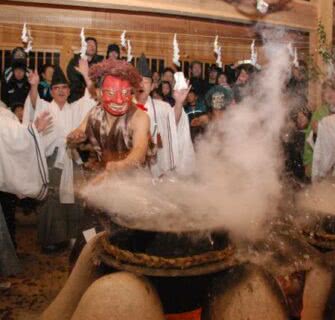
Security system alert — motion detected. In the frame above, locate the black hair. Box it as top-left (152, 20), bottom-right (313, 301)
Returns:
top-left (158, 80), bottom-right (173, 97)
top-left (40, 63), bottom-right (54, 75)
top-left (10, 101), bottom-right (24, 112)
top-left (106, 43), bottom-right (120, 59)
top-left (163, 67), bottom-right (175, 75)
top-left (85, 37), bottom-right (98, 51)
top-left (11, 47), bottom-right (27, 61)
top-left (150, 88), bottom-right (163, 99)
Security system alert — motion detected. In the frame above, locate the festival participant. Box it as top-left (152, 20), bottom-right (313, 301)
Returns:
top-left (184, 89), bottom-right (209, 142)
top-left (136, 54), bottom-right (195, 178)
top-left (69, 58), bottom-right (150, 177)
top-left (312, 113), bottom-right (335, 181)
top-left (0, 103), bottom-right (51, 285)
top-left (303, 80), bottom-right (335, 179)
top-left (23, 59), bottom-right (96, 252)
top-left (189, 60), bottom-right (209, 99)
top-left (232, 61), bottom-right (259, 103)
top-left (66, 58), bottom-right (150, 260)
top-left (42, 57), bottom-right (163, 320)
top-left (105, 43), bottom-right (120, 60)
top-left (67, 37), bottom-right (103, 102)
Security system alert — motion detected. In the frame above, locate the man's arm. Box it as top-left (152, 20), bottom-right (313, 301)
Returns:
top-left (173, 83), bottom-right (191, 125)
top-left (67, 112), bottom-right (91, 147)
top-left (75, 58), bottom-right (94, 93)
top-left (27, 70), bottom-right (40, 109)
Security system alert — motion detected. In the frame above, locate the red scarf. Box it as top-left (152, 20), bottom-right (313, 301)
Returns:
top-left (136, 103), bottom-right (148, 112)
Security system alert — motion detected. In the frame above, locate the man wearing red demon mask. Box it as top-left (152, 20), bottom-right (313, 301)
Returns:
top-left (70, 59), bottom-right (150, 175)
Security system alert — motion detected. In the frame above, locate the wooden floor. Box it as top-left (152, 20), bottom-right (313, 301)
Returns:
top-left (0, 212), bottom-right (68, 320)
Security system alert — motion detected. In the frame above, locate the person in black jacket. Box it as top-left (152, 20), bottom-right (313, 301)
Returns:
top-left (1, 60), bottom-right (30, 107)
top-left (66, 37), bottom-right (103, 103)
top-left (189, 61), bottom-right (209, 100)
top-left (106, 43), bottom-right (120, 60)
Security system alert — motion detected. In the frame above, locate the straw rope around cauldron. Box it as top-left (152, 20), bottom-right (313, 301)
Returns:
top-left (99, 233), bottom-right (235, 270)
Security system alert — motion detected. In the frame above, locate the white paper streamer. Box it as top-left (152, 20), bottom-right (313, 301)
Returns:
top-left (173, 33), bottom-right (180, 67)
top-left (25, 30), bottom-right (33, 54)
top-left (257, 0), bottom-right (269, 14)
top-left (121, 30), bottom-right (127, 48)
top-left (21, 23), bottom-right (33, 53)
top-left (287, 42), bottom-right (294, 57)
top-left (21, 23), bottom-right (28, 43)
top-left (214, 35), bottom-right (223, 69)
top-left (80, 28), bottom-right (87, 60)
top-left (250, 40), bottom-right (257, 66)
top-left (127, 39), bottom-right (133, 63)
top-left (287, 43), bottom-right (299, 68)
top-left (293, 48), bottom-right (299, 68)
top-left (174, 72), bottom-right (188, 91)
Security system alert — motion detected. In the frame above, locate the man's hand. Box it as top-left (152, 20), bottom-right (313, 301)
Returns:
top-left (173, 80), bottom-right (191, 105)
top-left (34, 111), bottom-right (53, 133)
top-left (28, 70), bottom-right (40, 87)
top-left (67, 128), bottom-right (87, 146)
top-left (75, 58), bottom-right (89, 78)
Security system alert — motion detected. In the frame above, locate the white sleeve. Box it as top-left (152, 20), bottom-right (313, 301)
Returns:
top-left (71, 88), bottom-right (96, 127)
top-left (0, 117), bottom-right (48, 199)
top-left (312, 117), bottom-right (335, 181)
top-left (174, 109), bottom-right (195, 176)
top-left (23, 94), bottom-right (49, 125)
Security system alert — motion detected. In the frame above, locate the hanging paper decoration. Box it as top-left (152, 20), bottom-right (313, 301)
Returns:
top-left (80, 28), bottom-right (87, 59)
top-left (213, 35), bottom-right (223, 69)
top-left (256, 0), bottom-right (269, 14)
top-left (287, 43), bottom-right (299, 68)
top-left (287, 42), bottom-right (294, 57)
top-left (21, 23), bottom-right (28, 43)
top-left (173, 33), bottom-right (180, 67)
top-left (127, 40), bottom-right (133, 63)
top-left (21, 23), bottom-right (33, 53)
top-left (121, 30), bottom-right (127, 48)
top-left (293, 47), bottom-right (299, 68)
top-left (250, 40), bottom-right (257, 66)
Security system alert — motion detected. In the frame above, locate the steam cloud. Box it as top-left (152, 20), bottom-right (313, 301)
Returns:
top-left (81, 33), bottom-right (292, 241)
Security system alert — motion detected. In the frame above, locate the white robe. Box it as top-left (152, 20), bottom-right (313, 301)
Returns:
top-left (0, 106), bottom-right (48, 199)
top-left (312, 114), bottom-right (335, 181)
top-left (145, 97), bottom-right (195, 178)
top-left (23, 91), bottom-right (95, 203)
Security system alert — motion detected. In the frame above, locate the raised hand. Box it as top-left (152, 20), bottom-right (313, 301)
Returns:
top-left (28, 69), bottom-right (40, 86)
top-left (34, 111), bottom-right (53, 133)
top-left (75, 58), bottom-right (89, 78)
top-left (173, 80), bottom-right (191, 105)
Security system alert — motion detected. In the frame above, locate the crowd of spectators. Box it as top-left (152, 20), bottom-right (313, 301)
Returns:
top-left (0, 37), bottom-right (333, 261)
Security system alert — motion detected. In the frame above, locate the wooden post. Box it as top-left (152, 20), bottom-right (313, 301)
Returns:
top-left (309, 0), bottom-right (334, 110)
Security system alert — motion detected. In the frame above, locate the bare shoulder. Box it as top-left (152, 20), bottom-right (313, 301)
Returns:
top-left (133, 107), bottom-right (150, 123)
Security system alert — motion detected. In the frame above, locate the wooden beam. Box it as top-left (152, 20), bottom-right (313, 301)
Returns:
top-left (5, 0), bottom-right (317, 31)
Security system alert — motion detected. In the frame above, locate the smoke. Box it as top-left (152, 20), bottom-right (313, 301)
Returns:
top-left (81, 33), bottom-right (292, 241)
